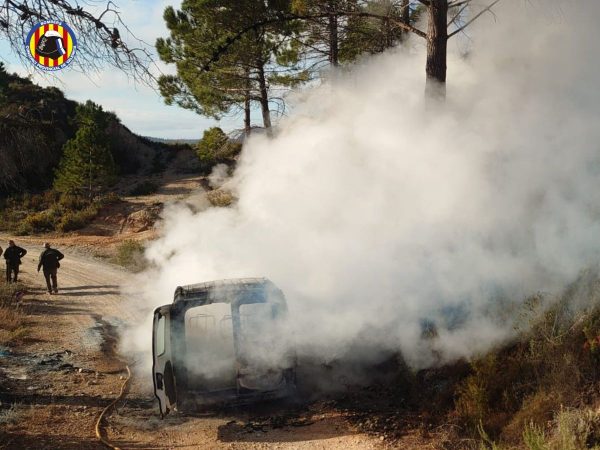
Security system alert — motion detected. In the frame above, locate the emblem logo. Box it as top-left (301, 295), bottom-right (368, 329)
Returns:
top-left (25, 21), bottom-right (77, 71)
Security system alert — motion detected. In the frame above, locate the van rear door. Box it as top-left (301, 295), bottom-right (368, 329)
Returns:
top-left (234, 302), bottom-right (288, 391)
top-left (153, 306), bottom-right (177, 416)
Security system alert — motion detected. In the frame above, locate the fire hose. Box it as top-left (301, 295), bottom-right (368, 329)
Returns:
top-left (95, 364), bottom-right (132, 450)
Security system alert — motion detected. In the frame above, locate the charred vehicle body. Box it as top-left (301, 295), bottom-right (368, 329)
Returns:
top-left (152, 278), bottom-right (296, 415)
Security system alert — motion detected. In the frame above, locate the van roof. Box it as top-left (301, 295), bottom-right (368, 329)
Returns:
top-left (173, 278), bottom-right (274, 304)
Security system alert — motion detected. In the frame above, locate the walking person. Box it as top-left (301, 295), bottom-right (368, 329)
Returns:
top-left (4, 240), bottom-right (27, 283)
top-left (37, 242), bottom-right (64, 294)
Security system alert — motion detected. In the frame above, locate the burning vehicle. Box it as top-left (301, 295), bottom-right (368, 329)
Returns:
top-left (152, 278), bottom-right (296, 415)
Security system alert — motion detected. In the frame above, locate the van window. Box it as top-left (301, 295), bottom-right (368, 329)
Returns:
top-left (156, 315), bottom-right (166, 356)
top-left (238, 303), bottom-right (281, 356)
top-left (184, 303), bottom-right (236, 390)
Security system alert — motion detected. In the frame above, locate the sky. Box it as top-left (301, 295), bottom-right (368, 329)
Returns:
top-left (0, 0), bottom-right (240, 139)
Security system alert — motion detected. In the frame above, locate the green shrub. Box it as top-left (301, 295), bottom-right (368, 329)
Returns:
top-left (129, 180), bottom-right (159, 196)
top-left (0, 189), bottom-right (119, 234)
top-left (14, 221), bottom-right (33, 236)
top-left (56, 205), bottom-right (98, 232)
top-left (113, 240), bottom-right (147, 272)
top-left (56, 211), bottom-right (85, 232)
top-left (22, 210), bottom-right (55, 232)
top-left (0, 208), bottom-right (26, 232)
top-left (20, 191), bottom-right (59, 211)
top-left (59, 193), bottom-right (89, 211)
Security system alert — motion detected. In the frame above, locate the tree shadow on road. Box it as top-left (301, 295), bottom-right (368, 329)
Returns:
top-left (58, 285), bottom-right (120, 291)
top-left (24, 301), bottom-right (91, 316)
top-left (59, 291), bottom-right (121, 297)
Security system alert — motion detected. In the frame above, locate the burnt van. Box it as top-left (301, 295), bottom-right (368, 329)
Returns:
top-left (152, 278), bottom-right (296, 415)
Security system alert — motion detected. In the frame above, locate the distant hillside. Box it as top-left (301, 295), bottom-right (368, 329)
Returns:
top-left (144, 136), bottom-right (200, 146)
top-left (0, 65), bottom-right (182, 196)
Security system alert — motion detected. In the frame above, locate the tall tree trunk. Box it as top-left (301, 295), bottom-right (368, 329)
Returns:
top-left (425, 0), bottom-right (448, 99)
top-left (244, 70), bottom-right (251, 136)
top-left (328, 13), bottom-right (339, 66)
top-left (401, 0), bottom-right (410, 39)
top-left (256, 60), bottom-right (272, 133)
top-left (384, 17), bottom-right (392, 48)
top-left (244, 93), bottom-right (251, 136)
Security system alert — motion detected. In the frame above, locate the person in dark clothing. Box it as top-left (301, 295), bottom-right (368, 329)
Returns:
top-left (4, 240), bottom-right (27, 283)
top-left (37, 242), bottom-right (64, 294)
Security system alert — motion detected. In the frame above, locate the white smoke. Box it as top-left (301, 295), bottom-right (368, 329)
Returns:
top-left (124, 0), bottom-right (600, 371)
top-left (208, 163), bottom-right (230, 189)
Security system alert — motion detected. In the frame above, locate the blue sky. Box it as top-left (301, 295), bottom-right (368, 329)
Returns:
top-left (0, 0), bottom-right (240, 139)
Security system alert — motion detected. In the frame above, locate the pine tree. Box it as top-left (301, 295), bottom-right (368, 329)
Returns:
top-left (54, 101), bottom-right (117, 200)
top-left (156, 0), bottom-right (309, 132)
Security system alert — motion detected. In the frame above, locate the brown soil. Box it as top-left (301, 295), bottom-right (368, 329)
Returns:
top-left (0, 240), bottom-right (390, 449)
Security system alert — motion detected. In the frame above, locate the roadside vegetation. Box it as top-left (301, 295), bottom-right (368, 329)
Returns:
top-left (112, 239), bottom-right (149, 273)
top-left (454, 271), bottom-right (600, 449)
top-left (347, 269), bottom-right (600, 449)
top-left (0, 282), bottom-right (28, 346)
top-left (0, 191), bottom-right (120, 235)
top-left (0, 403), bottom-right (28, 428)
top-left (206, 189), bottom-right (235, 208)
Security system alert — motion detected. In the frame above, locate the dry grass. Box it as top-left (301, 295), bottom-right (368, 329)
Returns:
top-left (450, 269), bottom-right (600, 449)
top-left (0, 282), bottom-right (28, 345)
top-left (0, 282), bottom-right (25, 307)
top-left (206, 189), bottom-right (235, 207)
top-left (502, 391), bottom-right (561, 443)
top-left (553, 407), bottom-right (600, 450)
top-left (0, 403), bottom-right (27, 425)
top-left (112, 239), bottom-right (148, 273)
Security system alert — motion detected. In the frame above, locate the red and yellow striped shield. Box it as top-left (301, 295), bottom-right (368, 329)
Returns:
top-left (26, 21), bottom-right (77, 71)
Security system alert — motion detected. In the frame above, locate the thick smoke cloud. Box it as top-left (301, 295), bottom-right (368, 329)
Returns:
top-left (124, 0), bottom-right (600, 371)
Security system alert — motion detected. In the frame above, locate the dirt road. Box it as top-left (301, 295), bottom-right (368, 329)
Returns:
top-left (0, 240), bottom-right (387, 449)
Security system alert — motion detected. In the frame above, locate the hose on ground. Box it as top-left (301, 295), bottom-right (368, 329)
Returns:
top-left (95, 364), bottom-right (132, 450)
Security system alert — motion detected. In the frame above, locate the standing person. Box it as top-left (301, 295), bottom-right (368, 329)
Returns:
top-left (4, 240), bottom-right (27, 283)
top-left (37, 242), bottom-right (64, 294)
